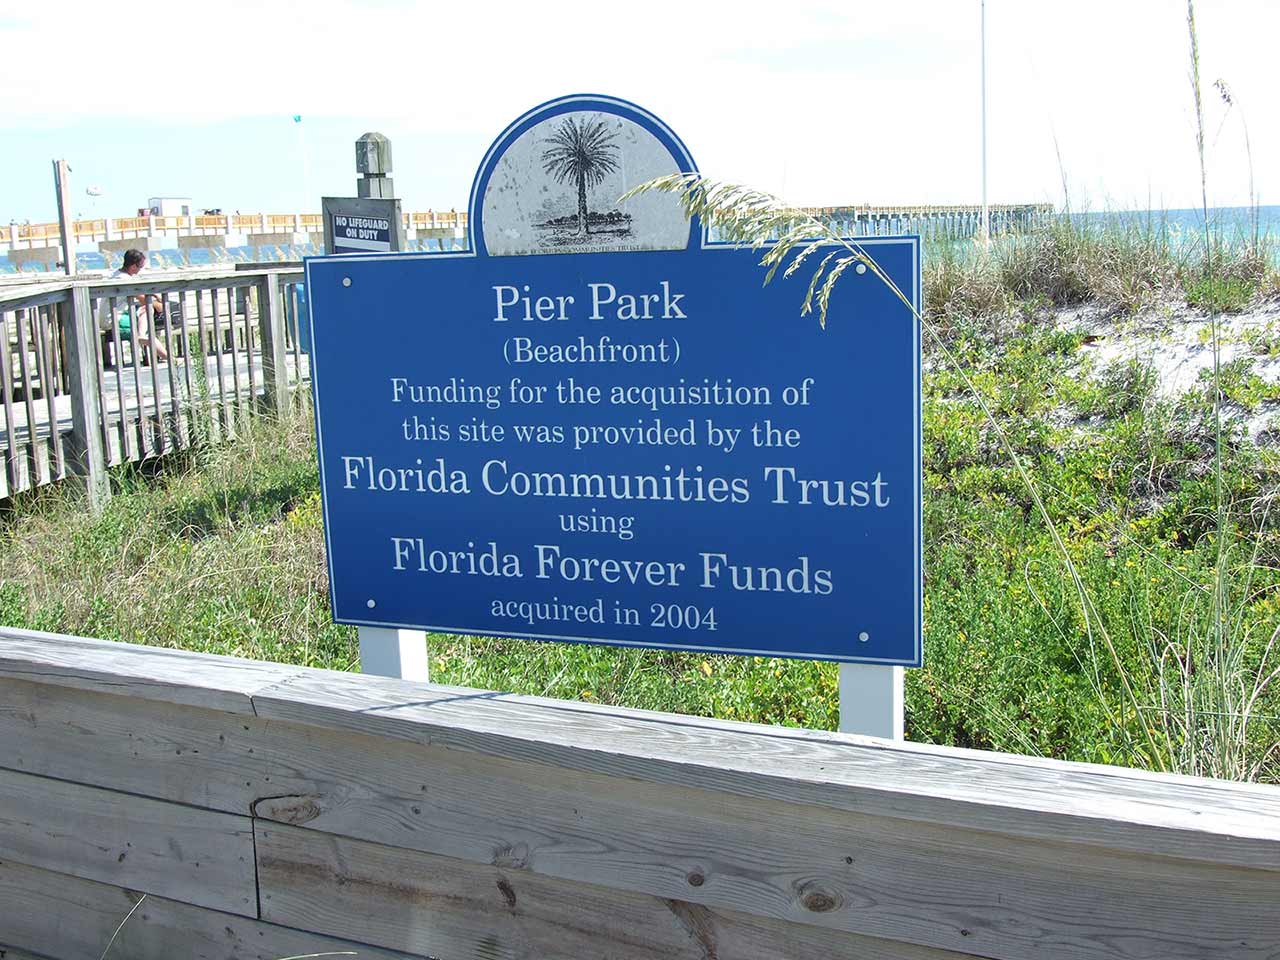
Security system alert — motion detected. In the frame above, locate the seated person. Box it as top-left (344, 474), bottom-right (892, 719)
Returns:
top-left (96, 248), bottom-right (169, 364)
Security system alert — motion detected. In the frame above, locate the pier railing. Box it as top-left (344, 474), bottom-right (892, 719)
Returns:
top-left (2, 210), bottom-right (471, 250)
top-left (0, 266), bottom-right (307, 502)
top-left (2, 204), bottom-right (1054, 255)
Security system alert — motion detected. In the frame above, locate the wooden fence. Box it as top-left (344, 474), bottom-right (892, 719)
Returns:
top-left (0, 266), bottom-right (307, 502)
top-left (0, 627), bottom-right (1277, 959)
top-left (2, 211), bottom-right (470, 249)
top-left (1, 205), bottom-right (1053, 253)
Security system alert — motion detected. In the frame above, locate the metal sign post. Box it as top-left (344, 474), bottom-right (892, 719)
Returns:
top-left (357, 625), bottom-right (429, 681)
top-left (839, 664), bottom-right (904, 739)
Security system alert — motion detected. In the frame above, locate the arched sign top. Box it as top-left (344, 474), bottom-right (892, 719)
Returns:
top-left (467, 94), bottom-right (700, 258)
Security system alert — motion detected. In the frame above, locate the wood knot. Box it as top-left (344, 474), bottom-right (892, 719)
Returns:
top-left (492, 842), bottom-right (530, 869)
top-left (252, 795), bottom-right (323, 825)
top-left (496, 878), bottom-right (517, 909)
top-left (803, 892), bottom-right (838, 912)
top-left (796, 881), bottom-right (842, 914)
top-left (687, 871), bottom-right (705, 887)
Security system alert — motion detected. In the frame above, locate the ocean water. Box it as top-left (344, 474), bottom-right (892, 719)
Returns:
top-left (1075, 205), bottom-right (1280, 247)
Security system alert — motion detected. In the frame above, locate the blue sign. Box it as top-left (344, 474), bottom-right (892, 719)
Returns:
top-left (306, 95), bottom-right (922, 666)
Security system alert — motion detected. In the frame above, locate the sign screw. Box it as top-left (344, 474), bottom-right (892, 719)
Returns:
top-left (342, 277), bottom-right (352, 287)
top-left (854, 264), bottom-right (868, 275)
top-left (858, 631), bottom-right (869, 642)
top-left (367, 599), bottom-right (376, 609)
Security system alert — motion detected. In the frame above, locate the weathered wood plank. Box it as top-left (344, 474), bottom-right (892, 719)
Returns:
top-left (86, 270), bottom-right (302, 300)
top-left (244, 718), bottom-right (1280, 960)
top-left (249, 671), bottom-right (1280, 871)
top-left (2, 629), bottom-right (1277, 864)
top-left (18, 677), bottom-right (1274, 960)
top-left (256, 822), bottom-right (967, 960)
top-left (0, 286), bottom-right (73, 312)
top-left (0, 945), bottom-right (57, 960)
top-left (0, 627), bottom-right (302, 714)
top-left (0, 768), bottom-right (256, 917)
top-left (0, 858), bottom-right (425, 960)
top-left (0, 677), bottom-right (288, 814)
top-left (61, 286), bottom-right (107, 510)
top-left (3, 634), bottom-right (1279, 960)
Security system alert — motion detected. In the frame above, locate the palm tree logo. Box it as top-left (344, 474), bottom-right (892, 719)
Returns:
top-left (540, 115), bottom-right (621, 237)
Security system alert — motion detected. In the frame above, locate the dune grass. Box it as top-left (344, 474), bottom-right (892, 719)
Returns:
top-left (925, 213), bottom-right (1276, 324)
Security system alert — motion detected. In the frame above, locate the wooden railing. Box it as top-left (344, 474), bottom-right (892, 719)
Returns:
top-left (72, 218), bottom-right (108, 238)
top-left (2, 204), bottom-right (1047, 252)
top-left (12, 222), bottom-right (61, 242)
top-left (0, 266), bottom-right (307, 502)
top-left (2, 210), bottom-right (472, 249)
top-left (0, 627), bottom-right (1276, 959)
top-left (409, 209), bottom-right (468, 228)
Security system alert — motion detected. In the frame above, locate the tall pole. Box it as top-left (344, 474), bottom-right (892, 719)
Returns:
top-left (53, 159), bottom-right (76, 276)
top-left (295, 115), bottom-right (311, 213)
top-left (980, 0), bottom-right (990, 246)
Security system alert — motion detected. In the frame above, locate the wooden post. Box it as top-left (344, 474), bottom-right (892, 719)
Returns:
top-left (52, 160), bottom-right (75, 276)
top-left (980, 0), bottom-right (990, 246)
top-left (63, 285), bottom-right (109, 512)
top-left (357, 626), bottom-right (429, 681)
top-left (256, 273), bottom-right (289, 415)
top-left (838, 664), bottom-right (904, 740)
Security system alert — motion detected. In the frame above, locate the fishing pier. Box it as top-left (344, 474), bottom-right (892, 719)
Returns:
top-left (1, 203), bottom-right (1055, 267)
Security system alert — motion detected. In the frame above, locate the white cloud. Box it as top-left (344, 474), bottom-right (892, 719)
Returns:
top-left (2, 0), bottom-right (1273, 210)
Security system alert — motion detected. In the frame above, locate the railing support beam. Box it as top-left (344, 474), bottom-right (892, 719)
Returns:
top-left (63, 285), bottom-right (109, 512)
top-left (256, 273), bottom-right (290, 415)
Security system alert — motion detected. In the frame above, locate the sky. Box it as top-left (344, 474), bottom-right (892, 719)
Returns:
top-left (1, 0), bottom-right (1274, 221)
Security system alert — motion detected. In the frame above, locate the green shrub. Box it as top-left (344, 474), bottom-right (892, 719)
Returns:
top-left (1185, 275), bottom-right (1257, 313)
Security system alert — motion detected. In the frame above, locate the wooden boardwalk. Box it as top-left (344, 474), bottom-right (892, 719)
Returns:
top-left (1, 266), bottom-right (307, 501)
top-left (0, 352), bottom-right (309, 446)
top-left (0, 352), bottom-right (309, 499)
